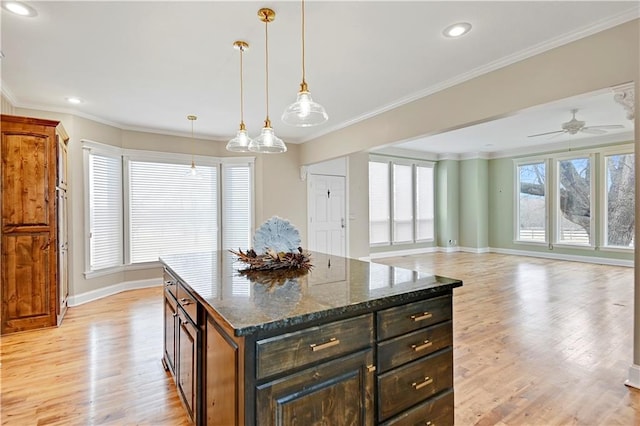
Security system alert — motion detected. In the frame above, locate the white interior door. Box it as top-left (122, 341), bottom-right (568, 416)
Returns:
top-left (308, 174), bottom-right (346, 257)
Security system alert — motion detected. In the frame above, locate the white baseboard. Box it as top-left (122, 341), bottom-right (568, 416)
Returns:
top-left (626, 364), bottom-right (640, 389)
top-left (490, 247), bottom-right (634, 267)
top-left (458, 246), bottom-right (490, 254)
top-left (366, 246), bottom-right (439, 260)
top-left (361, 245), bottom-right (631, 267)
top-left (67, 278), bottom-right (162, 307)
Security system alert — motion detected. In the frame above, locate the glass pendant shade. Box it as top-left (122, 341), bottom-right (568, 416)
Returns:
top-left (282, 89), bottom-right (328, 127)
top-left (249, 120), bottom-right (287, 153)
top-left (226, 123), bottom-right (253, 152)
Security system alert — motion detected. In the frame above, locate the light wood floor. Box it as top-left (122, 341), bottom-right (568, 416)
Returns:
top-left (1, 252), bottom-right (638, 425)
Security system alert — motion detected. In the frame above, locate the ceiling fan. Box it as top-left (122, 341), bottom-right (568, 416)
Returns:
top-left (528, 109), bottom-right (624, 138)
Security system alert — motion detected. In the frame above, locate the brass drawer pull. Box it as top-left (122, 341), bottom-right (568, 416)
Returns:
top-left (410, 312), bottom-right (433, 322)
top-left (411, 340), bottom-right (433, 352)
top-left (310, 337), bottom-right (340, 352)
top-left (425, 422), bottom-right (434, 426)
top-left (179, 298), bottom-right (191, 306)
top-left (412, 376), bottom-right (434, 390)
top-left (366, 364), bottom-right (376, 373)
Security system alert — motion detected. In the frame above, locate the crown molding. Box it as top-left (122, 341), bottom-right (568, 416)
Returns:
top-left (301, 8), bottom-right (640, 145)
top-left (1, 80), bottom-right (17, 106)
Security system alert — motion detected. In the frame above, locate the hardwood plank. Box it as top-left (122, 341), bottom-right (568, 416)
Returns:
top-left (375, 252), bottom-right (640, 425)
top-left (0, 287), bottom-right (190, 425)
top-left (1, 253), bottom-right (639, 425)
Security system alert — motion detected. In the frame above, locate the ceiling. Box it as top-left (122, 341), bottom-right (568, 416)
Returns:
top-left (1, 1), bottom-right (638, 153)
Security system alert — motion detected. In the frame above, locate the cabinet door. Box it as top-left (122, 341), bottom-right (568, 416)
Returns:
top-left (205, 315), bottom-right (242, 426)
top-left (1, 234), bottom-right (53, 333)
top-left (178, 308), bottom-right (199, 423)
top-left (163, 291), bottom-right (178, 376)
top-left (256, 348), bottom-right (374, 426)
top-left (2, 133), bottom-right (51, 228)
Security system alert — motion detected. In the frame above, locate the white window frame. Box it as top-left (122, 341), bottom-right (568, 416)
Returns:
top-left (369, 155), bottom-right (435, 247)
top-left (599, 144), bottom-right (634, 252)
top-left (513, 157), bottom-right (549, 245)
top-left (553, 152), bottom-right (595, 248)
top-left (83, 140), bottom-right (126, 278)
top-left (83, 140), bottom-right (255, 277)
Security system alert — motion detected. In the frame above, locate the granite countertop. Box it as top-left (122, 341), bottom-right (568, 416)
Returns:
top-left (161, 251), bottom-right (462, 337)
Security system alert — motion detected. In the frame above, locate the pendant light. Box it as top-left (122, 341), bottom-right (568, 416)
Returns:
top-left (249, 8), bottom-right (287, 154)
top-left (226, 40), bottom-right (254, 152)
top-left (281, 0), bottom-right (328, 127)
top-left (186, 114), bottom-right (201, 178)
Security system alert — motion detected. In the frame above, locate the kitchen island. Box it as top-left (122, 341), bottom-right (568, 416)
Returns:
top-left (161, 251), bottom-right (462, 425)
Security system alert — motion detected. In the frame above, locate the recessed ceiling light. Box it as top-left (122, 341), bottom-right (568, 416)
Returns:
top-left (66, 97), bottom-right (83, 105)
top-left (3, 1), bottom-right (37, 17)
top-left (443, 22), bottom-right (472, 38)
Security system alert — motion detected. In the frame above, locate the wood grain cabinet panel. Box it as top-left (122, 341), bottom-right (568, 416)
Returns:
top-left (256, 349), bottom-right (375, 426)
top-left (178, 308), bottom-right (199, 424)
top-left (377, 348), bottom-right (453, 421)
top-left (377, 295), bottom-right (452, 341)
top-left (377, 321), bottom-right (452, 373)
top-left (256, 314), bottom-right (373, 380)
top-left (163, 289), bottom-right (178, 376)
top-left (1, 115), bottom-right (68, 334)
top-left (380, 389), bottom-right (454, 426)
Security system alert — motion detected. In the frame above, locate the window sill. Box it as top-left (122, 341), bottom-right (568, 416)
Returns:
top-left (598, 246), bottom-right (634, 253)
top-left (84, 266), bottom-right (125, 279)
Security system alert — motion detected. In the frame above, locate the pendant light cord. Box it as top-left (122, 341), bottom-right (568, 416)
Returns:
top-left (240, 45), bottom-right (245, 127)
top-left (264, 12), bottom-right (270, 124)
top-left (301, 0), bottom-right (306, 87)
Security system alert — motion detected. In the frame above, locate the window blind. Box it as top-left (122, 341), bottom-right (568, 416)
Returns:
top-left (89, 152), bottom-right (123, 270)
top-left (222, 164), bottom-right (252, 251)
top-left (393, 164), bottom-right (413, 243)
top-left (416, 165), bottom-right (434, 241)
top-left (128, 161), bottom-right (218, 263)
top-left (369, 161), bottom-right (390, 244)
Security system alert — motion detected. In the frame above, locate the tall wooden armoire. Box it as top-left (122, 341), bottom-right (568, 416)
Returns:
top-left (1, 115), bottom-right (69, 334)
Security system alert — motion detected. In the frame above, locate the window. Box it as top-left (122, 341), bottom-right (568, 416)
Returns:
top-left (515, 145), bottom-right (633, 250)
top-left (222, 164), bottom-right (253, 250)
top-left (603, 152), bottom-right (635, 248)
top-left (416, 166), bottom-right (435, 241)
top-left (516, 161), bottom-right (546, 242)
top-left (84, 140), bottom-right (254, 275)
top-left (127, 160), bottom-right (218, 264)
top-left (557, 156), bottom-right (592, 245)
top-left (87, 149), bottom-right (123, 271)
top-left (369, 157), bottom-right (435, 246)
top-left (369, 161), bottom-right (390, 245)
top-left (393, 164), bottom-right (413, 243)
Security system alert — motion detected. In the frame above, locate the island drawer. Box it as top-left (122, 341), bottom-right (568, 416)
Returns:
top-left (256, 313), bottom-right (373, 380)
top-left (381, 389), bottom-right (454, 426)
top-left (377, 348), bottom-right (453, 421)
top-left (377, 320), bottom-right (452, 373)
top-left (377, 294), bottom-right (452, 341)
top-left (176, 282), bottom-right (198, 324)
top-left (163, 269), bottom-right (177, 298)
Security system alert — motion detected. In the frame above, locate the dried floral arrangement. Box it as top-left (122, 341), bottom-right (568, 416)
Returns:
top-left (229, 247), bottom-right (313, 273)
top-left (230, 217), bottom-right (313, 287)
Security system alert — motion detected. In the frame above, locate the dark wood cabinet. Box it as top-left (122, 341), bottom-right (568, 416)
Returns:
top-left (163, 269), bottom-right (199, 424)
top-left (161, 254), bottom-right (461, 426)
top-left (256, 348), bottom-right (375, 426)
top-left (1, 115), bottom-right (69, 334)
top-left (178, 307), bottom-right (199, 422)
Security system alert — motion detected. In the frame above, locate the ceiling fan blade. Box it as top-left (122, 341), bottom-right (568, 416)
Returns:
top-left (583, 124), bottom-right (625, 130)
top-left (527, 130), bottom-right (565, 138)
top-left (581, 128), bottom-right (607, 135)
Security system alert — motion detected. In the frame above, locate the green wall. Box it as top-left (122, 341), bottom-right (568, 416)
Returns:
top-left (488, 142), bottom-right (634, 263)
top-left (436, 160), bottom-right (459, 248)
top-left (459, 159), bottom-right (489, 249)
